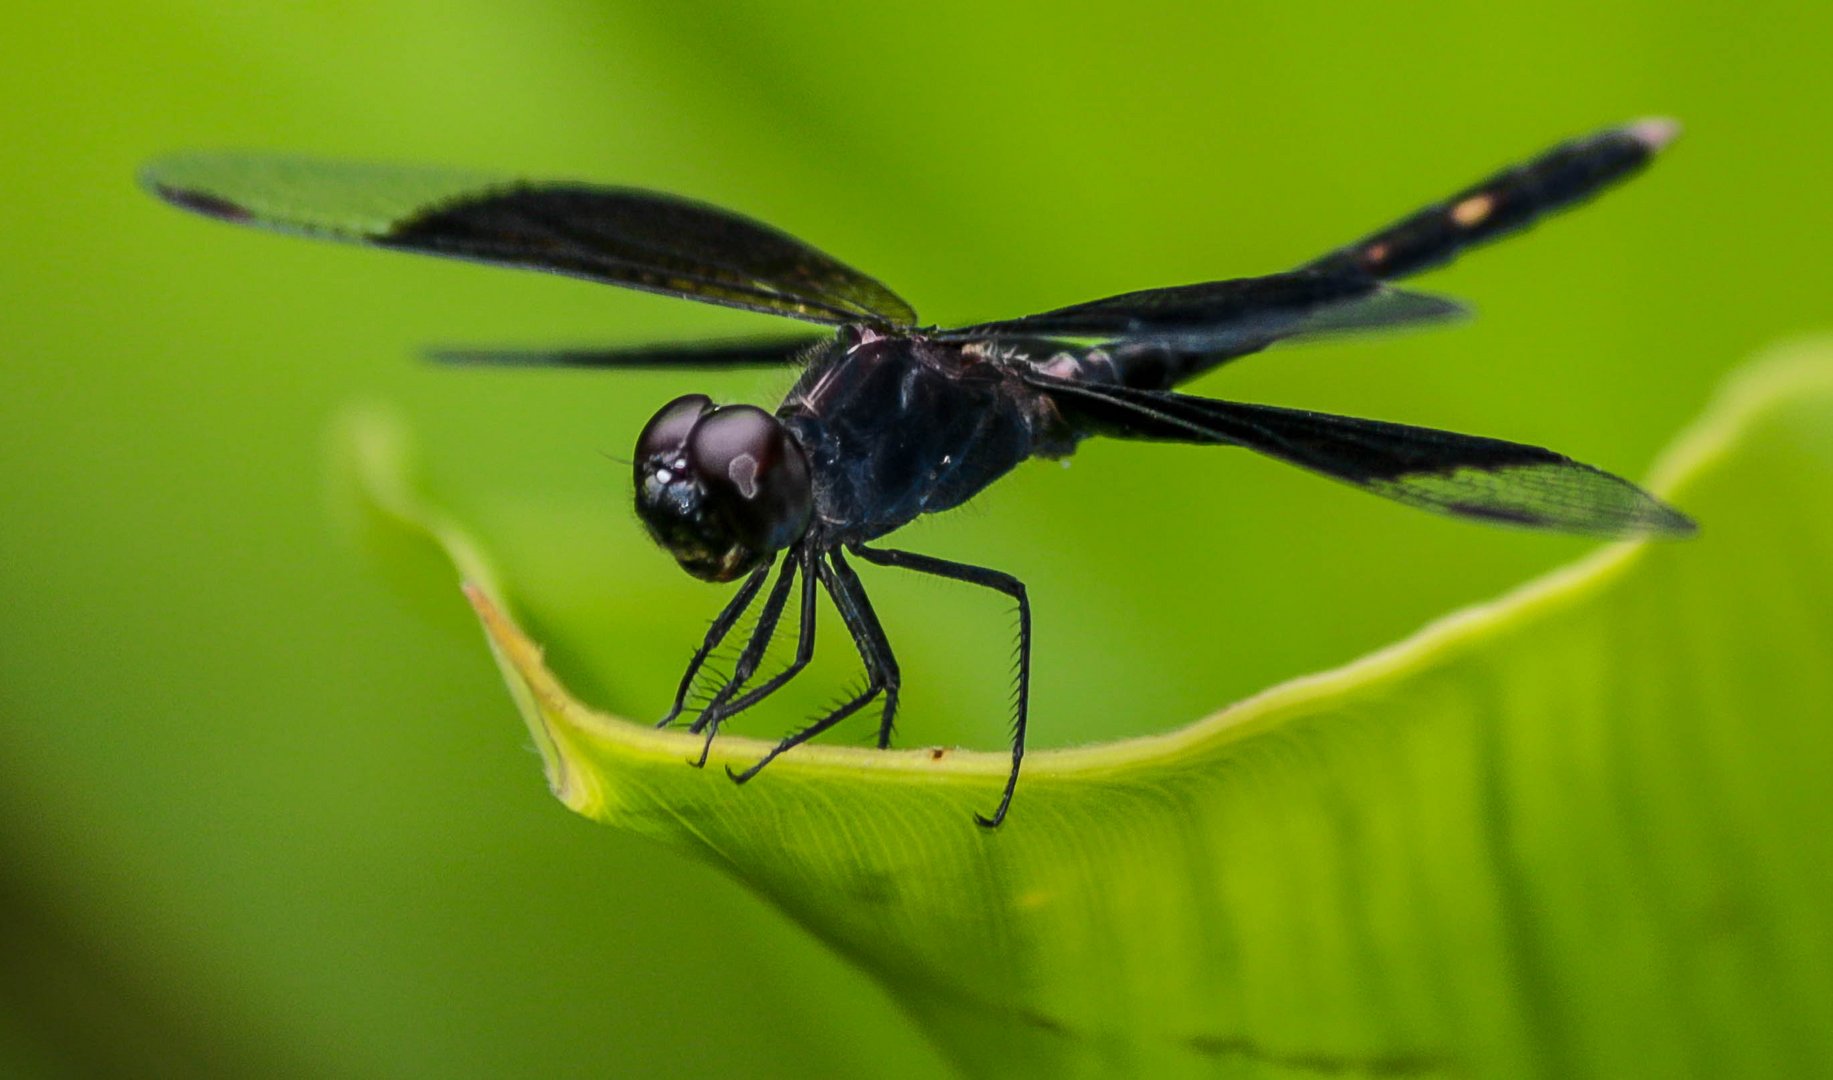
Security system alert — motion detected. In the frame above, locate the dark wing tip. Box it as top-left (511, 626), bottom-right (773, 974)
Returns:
top-left (1624, 117), bottom-right (1682, 153)
top-left (1641, 500), bottom-right (1699, 539)
top-left (425, 347), bottom-right (537, 367)
top-left (140, 157), bottom-right (255, 223)
top-left (1443, 501), bottom-right (1544, 527)
top-left (148, 182), bottom-right (253, 223)
top-left (1359, 286), bottom-right (1470, 324)
top-left (424, 333), bottom-right (830, 370)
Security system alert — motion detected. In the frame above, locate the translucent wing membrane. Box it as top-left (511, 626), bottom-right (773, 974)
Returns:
top-left (140, 153), bottom-right (916, 326)
top-left (428, 334), bottom-right (829, 369)
top-left (937, 271), bottom-right (1464, 351)
top-left (1028, 373), bottom-right (1695, 538)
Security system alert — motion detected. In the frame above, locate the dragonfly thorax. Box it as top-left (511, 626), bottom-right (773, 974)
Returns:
top-left (634, 394), bottom-right (813, 582)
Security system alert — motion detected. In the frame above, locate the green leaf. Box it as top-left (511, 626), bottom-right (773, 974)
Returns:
top-left (338, 345), bottom-right (1833, 1077)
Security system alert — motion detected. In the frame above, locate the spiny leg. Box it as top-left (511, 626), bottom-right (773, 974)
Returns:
top-left (690, 555), bottom-right (796, 731)
top-left (698, 546), bottom-right (820, 725)
top-left (687, 555), bottom-right (798, 767)
top-left (851, 543), bottom-right (1031, 829)
top-left (726, 549), bottom-right (892, 785)
top-left (657, 560), bottom-right (771, 729)
top-left (832, 547), bottom-right (900, 748)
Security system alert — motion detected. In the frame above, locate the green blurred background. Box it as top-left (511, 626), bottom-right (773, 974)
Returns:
top-left (3, 2), bottom-right (1829, 1075)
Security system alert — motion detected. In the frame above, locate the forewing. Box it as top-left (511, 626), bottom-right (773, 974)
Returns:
top-left (141, 152), bottom-right (916, 326)
top-left (938, 271), bottom-right (1463, 350)
top-left (1027, 373), bottom-right (1695, 539)
top-left (428, 333), bottom-right (827, 369)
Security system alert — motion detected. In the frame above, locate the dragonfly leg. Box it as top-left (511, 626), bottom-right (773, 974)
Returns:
top-left (695, 547), bottom-right (821, 736)
top-left (851, 543), bottom-right (1030, 829)
top-left (830, 548), bottom-right (901, 749)
top-left (726, 548), bottom-right (895, 785)
top-left (686, 555), bottom-right (799, 766)
top-left (657, 559), bottom-right (771, 729)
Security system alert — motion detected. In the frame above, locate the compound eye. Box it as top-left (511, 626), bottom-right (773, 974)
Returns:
top-left (688, 406), bottom-right (780, 494)
top-left (686, 406), bottom-right (812, 551)
top-left (635, 394), bottom-right (713, 463)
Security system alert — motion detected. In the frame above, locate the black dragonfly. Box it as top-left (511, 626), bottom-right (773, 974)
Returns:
top-left (144, 118), bottom-right (1693, 827)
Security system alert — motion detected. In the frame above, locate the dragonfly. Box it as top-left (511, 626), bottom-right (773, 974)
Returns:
top-left (143, 118), bottom-right (1693, 827)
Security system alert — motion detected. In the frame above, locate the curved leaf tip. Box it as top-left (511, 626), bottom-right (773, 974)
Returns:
top-left (340, 343), bottom-right (1833, 1076)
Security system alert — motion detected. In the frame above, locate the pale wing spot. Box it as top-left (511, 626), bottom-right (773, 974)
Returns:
top-left (1451, 193), bottom-right (1495, 228)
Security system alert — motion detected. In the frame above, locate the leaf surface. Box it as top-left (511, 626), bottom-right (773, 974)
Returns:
top-left (340, 346), bottom-right (1833, 1077)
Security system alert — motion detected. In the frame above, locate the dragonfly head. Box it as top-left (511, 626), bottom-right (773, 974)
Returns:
top-left (633, 394), bottom-right (813, 582)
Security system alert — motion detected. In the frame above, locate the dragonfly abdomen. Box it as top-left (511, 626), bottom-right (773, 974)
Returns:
top-left (1029, 343), bottom-right (1230, 395)
top-left (1301, 119), bottom-right (1674, 282)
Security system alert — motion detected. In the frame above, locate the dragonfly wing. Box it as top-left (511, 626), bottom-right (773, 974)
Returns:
top-left (142, 152), bottom-right (917, 327)
top-left (427, 334), bottom-right (828, 369)
top-left (938, 270), bottom-right (1462, 353)
top-left (1027, 373), bottom-right (1695, 539)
